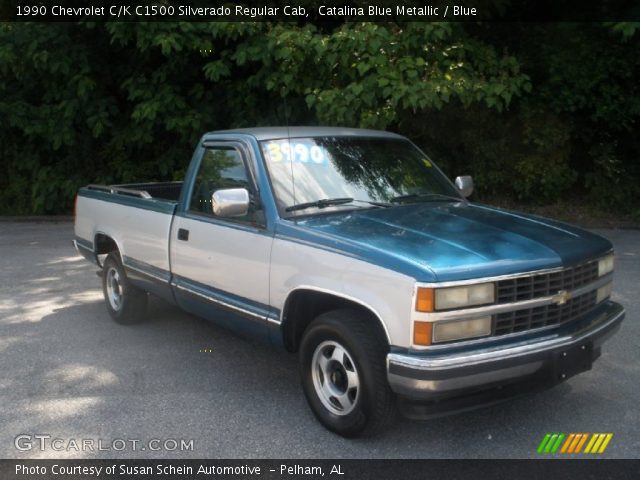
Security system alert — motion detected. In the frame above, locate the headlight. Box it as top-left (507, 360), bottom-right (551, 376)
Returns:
top-left (598, 253), bottom-right (614, 276)
top-left (434, 283), bottom-right (494, 310)
top-left (432, 317), bottom-right (492, 343)
top-left (413, 317), bottom-right (493, 345)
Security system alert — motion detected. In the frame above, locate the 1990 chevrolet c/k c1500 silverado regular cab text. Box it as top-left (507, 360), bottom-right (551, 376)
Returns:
top-left (73, 127), bottom-right (625, 437)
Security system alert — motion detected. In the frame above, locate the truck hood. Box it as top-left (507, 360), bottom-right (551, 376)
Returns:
top-left (284, 203), bottom-right (612, 282)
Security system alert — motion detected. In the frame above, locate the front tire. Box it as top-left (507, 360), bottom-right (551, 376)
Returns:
top-left (299, 309), bottom-right (396, 437)
top-left (102, 252), bottom-right (147, 324)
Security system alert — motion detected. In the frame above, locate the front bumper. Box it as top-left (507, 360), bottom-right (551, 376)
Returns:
top-left (387, 301), bottom-right (624, 414)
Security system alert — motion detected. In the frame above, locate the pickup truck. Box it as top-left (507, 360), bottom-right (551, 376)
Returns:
top-left (74, 127), bottom-right (625, 437)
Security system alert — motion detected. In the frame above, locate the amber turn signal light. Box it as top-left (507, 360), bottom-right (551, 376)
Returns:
top-left (415, 287), bottom-right (434, 312)
top-left (413, 321), bottom-right (433, 346)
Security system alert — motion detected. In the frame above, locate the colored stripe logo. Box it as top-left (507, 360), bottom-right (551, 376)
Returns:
top-left (537, 433), bottom-right (613, 454)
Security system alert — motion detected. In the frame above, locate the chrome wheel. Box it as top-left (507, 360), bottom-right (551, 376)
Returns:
top-left (106, 267), bottom-right (123, 311)
top-left (311, 340), bottom-right (360, 416)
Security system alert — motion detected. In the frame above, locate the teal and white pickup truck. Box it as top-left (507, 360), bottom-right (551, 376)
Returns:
top-left (74, 127), bottom-right (624, 437)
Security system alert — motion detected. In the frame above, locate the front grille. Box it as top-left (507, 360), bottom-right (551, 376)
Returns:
top-left (496, 260), bottom-right (599, 304)
top-left (494, 290), bottom-right (598, 336)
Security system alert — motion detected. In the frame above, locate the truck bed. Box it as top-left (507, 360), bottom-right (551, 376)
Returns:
top-left (75, 182), bottom-right (183, 291)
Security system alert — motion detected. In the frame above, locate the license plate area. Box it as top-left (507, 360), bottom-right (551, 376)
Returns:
top-left (554, 342), bottom-right (593, 382)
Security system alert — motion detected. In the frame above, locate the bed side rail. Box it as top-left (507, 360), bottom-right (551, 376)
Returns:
top-left (86, 184), bottom-right (152, 199)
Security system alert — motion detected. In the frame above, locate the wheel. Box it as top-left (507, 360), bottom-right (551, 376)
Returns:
top-left (299, 309), bottom-right (396, 437)
top-left (102, 252), bottom-right (147, 324)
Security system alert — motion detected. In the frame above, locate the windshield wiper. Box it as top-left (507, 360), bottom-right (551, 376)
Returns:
top-left (285, 197), bottom-right (355, 212)
top-left (390, 192), bottom-right (463, 204)
top-left (351, 199), bottom-right (392, 208)
top-left (285, 197), bottom-right (394, 213)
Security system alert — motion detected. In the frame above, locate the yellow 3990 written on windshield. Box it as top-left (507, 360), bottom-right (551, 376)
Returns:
top-left (262, 140), bottom-right (329, 164)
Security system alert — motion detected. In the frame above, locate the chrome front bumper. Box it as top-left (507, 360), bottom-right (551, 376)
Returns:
top-left (387, 301), bottom-right (625, 401)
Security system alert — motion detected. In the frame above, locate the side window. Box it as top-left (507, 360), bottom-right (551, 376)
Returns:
top-left (189, 148), bottom-right (253, 222)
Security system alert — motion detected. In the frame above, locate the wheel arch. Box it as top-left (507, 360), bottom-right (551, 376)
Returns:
top-left (280, 286), bottom-right (391, 353)
top-left (93, 231), bottom-right (123, 266)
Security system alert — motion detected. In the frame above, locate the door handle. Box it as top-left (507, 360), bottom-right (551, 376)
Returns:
top-left (177, 228), bottom-right (189, 241)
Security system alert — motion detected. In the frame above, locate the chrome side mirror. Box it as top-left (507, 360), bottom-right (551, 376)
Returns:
top-left (455, 175), bottom-right (474, 198)
top-left (211, 188), bottom-right (250, 217)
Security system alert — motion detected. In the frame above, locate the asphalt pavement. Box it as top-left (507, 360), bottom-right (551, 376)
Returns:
top-left (0, 222), bottom-right (638, 459)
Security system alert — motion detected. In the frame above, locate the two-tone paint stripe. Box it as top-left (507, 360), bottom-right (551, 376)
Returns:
top-left (123, 256), bottom-right (172, 284)
top-left (537, 433), bottom-right (613, 454)
top-left (74, 237), bottom-right (94, 252)
top-left (124, 261), bottom-right (282, 324)
top-left (74, 236), bottom-right (282, 326)
top-left (171, 275), bottom-right (281, 325)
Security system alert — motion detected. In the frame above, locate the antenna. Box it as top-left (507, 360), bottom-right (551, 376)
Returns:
top-left (283, 90), bottom-right (296, 207)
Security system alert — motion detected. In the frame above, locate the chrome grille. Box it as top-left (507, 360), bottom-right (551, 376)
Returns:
top-left (494, 290), bottom-right (598, 336)
top-left (496, 260), bottom-right (599, 304)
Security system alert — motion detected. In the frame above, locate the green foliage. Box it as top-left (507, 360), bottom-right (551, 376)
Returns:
top-left (0, 21), bottom-right (638, 215)
top-left (511, 110), bottom-right (577, 203)
top-left (585, 140), bottom-right (640, 211)
top-left (607, 22), bottom-right (640, 40)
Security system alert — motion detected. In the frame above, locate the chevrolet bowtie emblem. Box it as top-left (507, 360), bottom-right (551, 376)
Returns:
top-left (552, 290), bottom-right (572, 305)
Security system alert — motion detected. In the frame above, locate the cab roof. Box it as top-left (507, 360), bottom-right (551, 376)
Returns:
top-left (206, 126), bottom-right (406, 142)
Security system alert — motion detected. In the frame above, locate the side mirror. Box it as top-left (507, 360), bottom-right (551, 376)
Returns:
top-left (455, 175), bottom-right (474, 198)
top-left (211, 188), bottom-right (250, 217)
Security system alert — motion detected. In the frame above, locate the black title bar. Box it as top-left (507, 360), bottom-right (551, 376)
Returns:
top-left (1, 459), bottom-right (639, 480)
top-left (1, 0), bottom-right (640, 22)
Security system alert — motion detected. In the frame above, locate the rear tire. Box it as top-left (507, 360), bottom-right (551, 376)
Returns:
top-left (102, 252), bottom-right (147, 324)
top-left (299, 309), bottom-right (396, 437)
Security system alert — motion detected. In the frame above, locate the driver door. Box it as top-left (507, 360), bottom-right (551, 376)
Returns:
top-left (170, 142), bottom-right (273, 340)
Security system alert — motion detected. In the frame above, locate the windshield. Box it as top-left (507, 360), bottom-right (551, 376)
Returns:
top-left (260, 136), bottom-right (462, 217)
